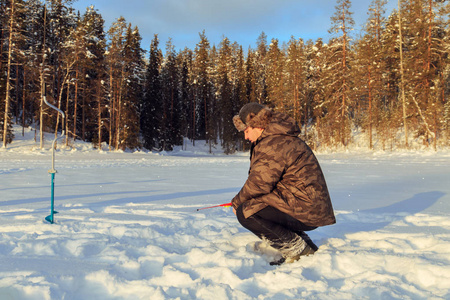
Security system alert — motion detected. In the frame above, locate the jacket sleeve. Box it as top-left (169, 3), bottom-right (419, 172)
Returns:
top-left (232, 142), bottom-right (286, 209)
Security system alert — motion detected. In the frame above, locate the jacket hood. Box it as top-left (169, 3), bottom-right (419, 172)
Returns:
top-left (260, 112), bottom-right (301, 140)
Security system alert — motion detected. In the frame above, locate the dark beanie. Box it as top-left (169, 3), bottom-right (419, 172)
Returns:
top-left (233, 102), bottom-right (273, 131)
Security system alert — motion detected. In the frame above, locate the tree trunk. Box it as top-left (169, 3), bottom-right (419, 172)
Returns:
top-left (398, 0), bottom-right (408, 148)
top-left (65, 84), bottom-right (70, 146)
top-left (108, 69), bottom-right (114, 151)
top-left (55, 61), bottom-right (74, 140)
top-left (22, 68), bottom-right (26, 136)
top-left (39, 6), bottom-right (48, 149)
top-left (341, 6), bottom-right (348, 147)
top-left (368, 65), bottom-right (373, 150)
top-left (97, 80), bottom-right (102, 150)
top-left (2, 0), bottom-right (15, 148)
top-left (115, 65), bottom-right (125, 150)
top-left (73, 69), bottom-right (79, 142)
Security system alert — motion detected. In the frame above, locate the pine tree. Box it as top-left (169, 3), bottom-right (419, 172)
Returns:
top-left (141, 34), bottom-right (162, 150)
top-left (216, 37), bottom-right (234, 153)
top-left (254, 32), bottom-right (268, 104)
top-left (20, 0), bottom-right (45, 138)
top-left (376, 11), bottom-right (403, 149)
top-left (6, 0), bottom-right (31, 138)
top-left (266, 38), bottom-right (285, 109)
top-left (47, 0), bottom-right (77, 142)
top-left (438, 0), bottom-right (450, 145)
top-left (355, 0), bottom-right (387, 149)
top-left (390, 0), bottom-right (448, 149)
top-left (420, 0), bottom-right (447, 149)
top-left (56, 9), bottom-right (82, 147)
top-left (208, 44), bottom-right (219, 152)
top-left (33, 2), bottom-right (52, 148)
top-left (120, 24), bottom-right (144, 150)
top-left (245, 48), bottom-right (258, 103)
top-left (177, 48), bottom-right (194, 145)
top-left (1, 0), bottom-right (25, 147)
top-left (327, 0), bottom-right (355, 147)
top-left (106, 16), bottom-right (128, 150)
top-left (193, 31), bottom-right (212, 143)
top-left (232, 44), bottom-right (247, 152)
top-left (1, 0), bottom-right (8, 134)
top-left (160, 38), bottom-right (183, 150)
top-left (285, 37), bottom-right (306, 124)
top-left (313, 38), bottom-right (340, 148)
top-left (304, 39), bottom-right (326, 148)
top-left (401, 0), bottom-right (437, 148)
top-left (77, 6), bottom-right (107, 149)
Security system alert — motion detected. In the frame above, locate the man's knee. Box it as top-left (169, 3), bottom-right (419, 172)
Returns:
top-left (236, 204), bottom-right (253, 229)
top-left (236, 204), bottom-right (245, 223)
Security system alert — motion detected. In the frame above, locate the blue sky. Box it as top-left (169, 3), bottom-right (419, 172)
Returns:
top-left (71, 0), bottom-right (398, 52)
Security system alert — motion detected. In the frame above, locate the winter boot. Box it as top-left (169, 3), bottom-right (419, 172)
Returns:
top-left (284, 244), bottom-right (315, 263)
top-left (270, 234), bottom-right (314, 265)
top-left (297, 231), bottom-right (319, 252)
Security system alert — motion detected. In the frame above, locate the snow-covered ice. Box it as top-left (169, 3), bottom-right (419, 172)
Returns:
top-left (1, 127), bottom-right (449, 299)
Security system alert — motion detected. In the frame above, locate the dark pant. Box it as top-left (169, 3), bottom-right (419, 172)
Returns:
top-left (236, 204), bottom-right (317, 250)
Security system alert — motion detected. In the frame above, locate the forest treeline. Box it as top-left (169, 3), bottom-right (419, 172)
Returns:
top-left (1, 0), bottom-right (449, 153)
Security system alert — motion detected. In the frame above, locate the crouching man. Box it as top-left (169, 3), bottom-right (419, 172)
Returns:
top-left (231, 102), bottom-right (336, 265)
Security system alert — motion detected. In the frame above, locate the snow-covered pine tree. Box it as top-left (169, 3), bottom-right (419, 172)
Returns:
top-left (401, 0), bottom-right (444, 149)
top-left (46, 0), bottom-right (77, 144)
top-left (354, 0), bottom-right (388, 149)
top-left (76, 6), bottom-right (107, 149)
top-left (1, 0), bottom-right (27, 147)
top-left (303, 38), bottom-right (327, 149)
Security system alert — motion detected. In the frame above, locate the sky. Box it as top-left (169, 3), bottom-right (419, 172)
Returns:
top-left (71, 0), bottom-right (399, 52)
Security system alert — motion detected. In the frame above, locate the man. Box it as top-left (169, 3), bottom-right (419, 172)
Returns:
top-left (231, 102), bottom-right (335, 265)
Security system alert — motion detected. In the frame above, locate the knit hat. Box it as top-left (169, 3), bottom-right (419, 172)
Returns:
top-left (233, 102), bottom-right (273, 131)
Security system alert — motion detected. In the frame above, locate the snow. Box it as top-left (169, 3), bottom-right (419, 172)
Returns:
top-left (1, 126), bottom-right (449, 299)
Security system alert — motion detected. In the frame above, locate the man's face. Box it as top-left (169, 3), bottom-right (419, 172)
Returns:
top-left (244, 127), bottom-right (264, 143)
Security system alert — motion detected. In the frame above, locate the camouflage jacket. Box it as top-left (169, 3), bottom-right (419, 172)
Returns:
top-left (232, 112), bottom-right (336, 227)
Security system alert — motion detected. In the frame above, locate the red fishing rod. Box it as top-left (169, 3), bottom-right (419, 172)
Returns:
top-left (197, 202), bottom-right (232, 211)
